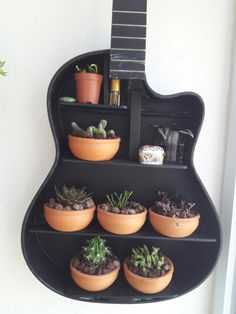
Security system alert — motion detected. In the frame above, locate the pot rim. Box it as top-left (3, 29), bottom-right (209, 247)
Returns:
top-left (123, 257), bottom-right (174, 282)
top-left (70, 261), bottom-right (120, 278)
top-left (97, 206), bottom-right (147, 217)
top-left (149, 207), bottom-right (200, 221)
top-left (44, 203), bottom-right (96, 215)
top-left (68, 134), bottom-right (121, 143)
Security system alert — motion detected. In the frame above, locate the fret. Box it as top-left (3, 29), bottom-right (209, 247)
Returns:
top-left (112, 36), bottom-right (146, 40)
top-left (113, 0), bottom-right (147, 12)
top-left (112, 23), bottom-right (146, 27)
top-left (113, 10), bottom-right (147, 14)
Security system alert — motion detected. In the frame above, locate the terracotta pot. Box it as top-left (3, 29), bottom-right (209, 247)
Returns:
top-left (97, 206), bottom-right (147, 235)
top-left (70, 261), bottom-right (120, 291)
top-left (123, 258), bottom-right (174, 294)
top-left (68, 135), bottom-right (121, 161)
top-left (44, 204), bottom-right (95, 232)
top-left (74, 72), bottom-right (103, 104)
top-left (149, 208), bottom-right (200, 238)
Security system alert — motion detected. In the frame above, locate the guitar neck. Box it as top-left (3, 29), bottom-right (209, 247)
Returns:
top-left (110, 0), bottom-right (147, 80)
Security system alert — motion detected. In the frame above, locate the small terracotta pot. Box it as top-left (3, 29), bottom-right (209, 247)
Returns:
top-left (123, 258), bottom-right (174, 294)
top-left (97, 206), bottom-right (147, 235)
top-left (44, 204), bottom-right (95, 232)
top-left (68, 135), bottom-right (121, 161)
top-left (74, 72), bottom-right (103, 104)
top-left (70, 262), bottom-right (120, 291)
top-left (149, 208), bottom-right (200, 238)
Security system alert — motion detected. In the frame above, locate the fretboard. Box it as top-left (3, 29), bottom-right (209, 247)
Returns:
top-left (110, 0), bottom-right (147, 80)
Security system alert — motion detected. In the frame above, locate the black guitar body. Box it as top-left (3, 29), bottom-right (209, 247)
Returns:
top-left (21, 49), bottom-right (221, 303)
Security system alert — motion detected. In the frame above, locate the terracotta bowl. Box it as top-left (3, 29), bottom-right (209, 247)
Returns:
top-left (68, 135), bottom-right (121, 161)
top-left (44, 204), bottom-right (95, 232)
top-left (149, 208), bottom-right (200, 238)
top-left (70, 262), bottom-right (120, 291)
top-left (123, 258), bottom-right (174, 294)
top-left (97, 206), bottom-right (147, 235)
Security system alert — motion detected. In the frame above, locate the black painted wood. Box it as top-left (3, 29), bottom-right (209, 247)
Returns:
top-left (113, 0), bottom-right (147, 12)
top-left (112, 12), bottom-right (146, 25)
top-left (110, 0), bottom-right (147, 80)
top-left (112, 25), bottom-right (146, 38)
top-left (21, 50), bottom-right (221, 304)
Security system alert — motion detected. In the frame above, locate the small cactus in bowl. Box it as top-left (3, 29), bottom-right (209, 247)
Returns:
top-left (71, 119), bottom-right (117, 139)
top-left (70, 236), bottom-right (120, 291)
top-left (97, 191), bottom-right (147, 235)
top-left (124, 245), bottom-right (174, 294)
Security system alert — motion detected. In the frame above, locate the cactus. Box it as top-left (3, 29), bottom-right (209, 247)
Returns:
top-left (71, 119), bottom-right (117, 139)
top-left (0, 60), bottom-right (7, 76)
top-left (82, 236), bottom-right (111, 264)
top-left (130, 245), bottom-right (165, 271)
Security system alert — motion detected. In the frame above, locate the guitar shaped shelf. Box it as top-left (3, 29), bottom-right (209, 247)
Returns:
top-left (21, 0), bottom-right (221, 303)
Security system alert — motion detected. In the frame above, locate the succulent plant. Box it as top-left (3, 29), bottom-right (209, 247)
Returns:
top-left (106, 191), bottom-right (133, 209)
top-left (0, 60), bottom-right (7, 76)
top-left (54, 185), bottom-right (93, 208)
top-left (71, 119), bottom-right (117, 139)
top-left (154, 191), bottom-right (196, 218)
top-left (82, 236), bottom-right (111, 265)
top-left (75, 63), bottom-right (98, 74)
top-left (130, 245), bottom-right (165, 271)
top-left (152, 125), bottom-right (194, 140)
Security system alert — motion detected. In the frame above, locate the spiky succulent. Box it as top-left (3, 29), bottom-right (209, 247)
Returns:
top-left (130, 245), bottom-right (165, 271)
top-left (106, 191), bottom-right (133, 209)
top-left (152, 125), bottom-right (194, 140)
top-left (82, 237), bottom-right (111, 265)
top-left (71, 119), bottom-right (116, 139)
top-left (55, 185), bottom-right (92, 207)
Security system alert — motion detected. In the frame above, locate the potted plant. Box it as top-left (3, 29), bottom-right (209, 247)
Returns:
top-left (149, 191), bottom-right (200, 237)
top-left (152, 124), bottom-right (194, 162)
top-left (44, 185), bottom-right (95, 232)
top-left (124, 244), bottom-right (174, 294)
top-left (68, 119), bottom-right (121, 161)
top-left (70, 236), bottom-right (120, 291)
top-left (0, 60), bottom-right (7, 76)
top-left (74, 63), bottom-right (103, 104)
top-left (97, 191), bottom-right (147, 235)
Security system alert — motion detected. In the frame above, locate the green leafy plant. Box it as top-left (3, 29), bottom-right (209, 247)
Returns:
top-left (71, 119), bottom-right (116, 139)
top-left (75, 63), bottom-right (98, 74)
top-left (0, 60), bottom-right (7, 76)
top-left (82, 236), bottom-right (111, 264)
top-left (152, 125), bottom-right (194, 140)
top-left (55, 185), bottom-right (92, 207)
top-left (130, 245), bottom-right (165, 271)
top-left (106, 191), bottom-right (133, 209)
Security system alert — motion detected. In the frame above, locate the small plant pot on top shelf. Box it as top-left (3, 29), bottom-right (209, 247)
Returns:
top-left (44, 185), bottom-right (95, 232)
top-left (68, 119), bottom-right (121, 161)
top-left (149, 191), bottom-right (200, 238)
top-left (74, 64), bottom-right (103, 104)
top-left (97, 191), bottom-right (147, 235)
top-left (124, 245), bottom-right (174, 294)
top-left (70, 237), bottom-right (120, 291)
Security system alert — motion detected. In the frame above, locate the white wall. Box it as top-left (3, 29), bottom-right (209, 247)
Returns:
top-left (0, 0), bottom-right (234, 313)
